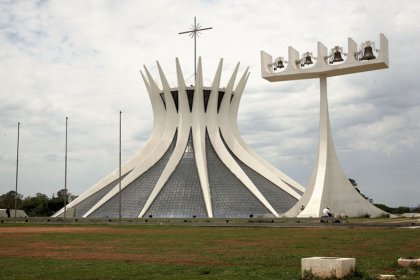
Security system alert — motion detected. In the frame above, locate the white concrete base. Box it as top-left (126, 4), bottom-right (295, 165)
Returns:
top-left (378, 275), bottom-right (396, 280)
top-left (301, 257), bottom-right (356, 278)
top-left (398, 257), bottom-right (420, 267)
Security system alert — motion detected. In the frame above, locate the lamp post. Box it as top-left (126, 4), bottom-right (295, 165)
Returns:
top-left (261, 34), bottom-right (389, 218)
top-left (64, 116), bottom-right (68, 221)
top-left (15, 122), bottom-right (20, 222)
top-left (119, 110), bottom-right (122, 224)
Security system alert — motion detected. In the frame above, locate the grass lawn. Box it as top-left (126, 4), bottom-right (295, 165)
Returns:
top-left (0, 224), bottom-right (419, 279)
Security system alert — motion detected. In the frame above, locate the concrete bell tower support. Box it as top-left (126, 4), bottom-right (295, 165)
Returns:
top-left (287, 76), bottom-right (386, 218)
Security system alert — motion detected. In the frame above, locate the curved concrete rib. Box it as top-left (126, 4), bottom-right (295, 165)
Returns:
top-left (228, 71), bottom-right (305, 193)
top-left (52, 67), bottom-right (167, 217)
top-left (207, 63), bottom-right (279, 217)
top-left (138, 61), bottom-right (192, 217)
top-left (114, 65), bottom-right (177, 182)
top-left (191, 57), bottom-right (213, 217)
top-left (83, 64), bottom-right (178, 217)
top-left (117, 64), bottom-right (178, 179)
top-left (220, 70), bottom-right (301, 200)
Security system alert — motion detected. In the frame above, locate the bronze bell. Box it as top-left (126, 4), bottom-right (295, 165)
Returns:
top-left (275, 59), bottom-right (284, 69)
top-left (304, 54), bottom-right (313, 65)
top-left (331, 50), bottom-right (344, 63)
top-left (361, 46), bottom-right (376, 60)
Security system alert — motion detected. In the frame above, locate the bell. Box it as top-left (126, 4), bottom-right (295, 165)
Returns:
top-left (275, 59), bottom-right (284, 69)
top-left (361, 46), bottom-right (376, 60)
top-left (304, 54), bottom-right (313, 65)
top-left (331, 50), bottom-right (344, 63)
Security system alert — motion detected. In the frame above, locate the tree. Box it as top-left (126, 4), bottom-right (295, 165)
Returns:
top-left (349, 178), bottom-right (371, 201)
top-left (349, 178), bottom-right (357, 187)
top-left (374, 203), bottom-right (392, 213)
top-left (47, 188), bottom-right (75, 214)
top-left (56, 188), bottom-right (76, 203)
top-left (374, 204), bottom-right (413, 214)
top-left (394, 206), bottom-right (411, 214)
top-left (21, 193), bottom-right (50, 217)
top-left (1, 189), bottom-right (77, 217)
top-left (0, 190), bottom-right (23, 209)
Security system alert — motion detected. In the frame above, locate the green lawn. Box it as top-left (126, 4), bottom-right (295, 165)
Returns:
top-left (0, 224), bottom-right (418, 279)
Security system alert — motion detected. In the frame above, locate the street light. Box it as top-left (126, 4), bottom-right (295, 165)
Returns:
top-left (15, 122), bottom-right (20, 223)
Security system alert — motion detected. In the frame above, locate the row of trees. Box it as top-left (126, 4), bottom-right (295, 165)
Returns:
top-left (0, 189), bottom-right (76, 217)
top-left (348, 178), bottom-right (420, 214)
top-left (374, 204), bottom-right (419, 214)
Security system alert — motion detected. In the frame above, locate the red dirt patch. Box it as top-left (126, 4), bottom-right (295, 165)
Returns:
top-left (0, 226), bottom-right (223, 266)
top-left (0, 226), bottom-right (120, 234)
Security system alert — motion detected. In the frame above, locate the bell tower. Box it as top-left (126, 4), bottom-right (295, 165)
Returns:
top-left (261, 34), bottom-right (389, 218)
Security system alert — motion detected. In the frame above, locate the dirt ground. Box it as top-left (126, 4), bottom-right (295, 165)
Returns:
top-left (0, 226), bottom-right (222, 266)
top-left (0, 226), bottom-right (118, 234)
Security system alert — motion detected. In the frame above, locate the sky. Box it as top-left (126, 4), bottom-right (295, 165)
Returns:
top-left (1, 0), bottom-right (419, 208)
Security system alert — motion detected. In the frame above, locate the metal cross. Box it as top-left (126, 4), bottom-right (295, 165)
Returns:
top-left (179, 17), bottom-right (212, 82)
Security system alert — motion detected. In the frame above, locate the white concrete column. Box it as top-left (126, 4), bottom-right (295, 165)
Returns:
top-left (285, 76), bottom-right (387, 218)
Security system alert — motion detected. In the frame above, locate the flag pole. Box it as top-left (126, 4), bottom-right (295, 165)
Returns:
top-left (14, 122), bottom-right (20, 223)
top-left (64, 116), bottom-right (68, 221)
top-left (119, 111), bottom-right (122, 224)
